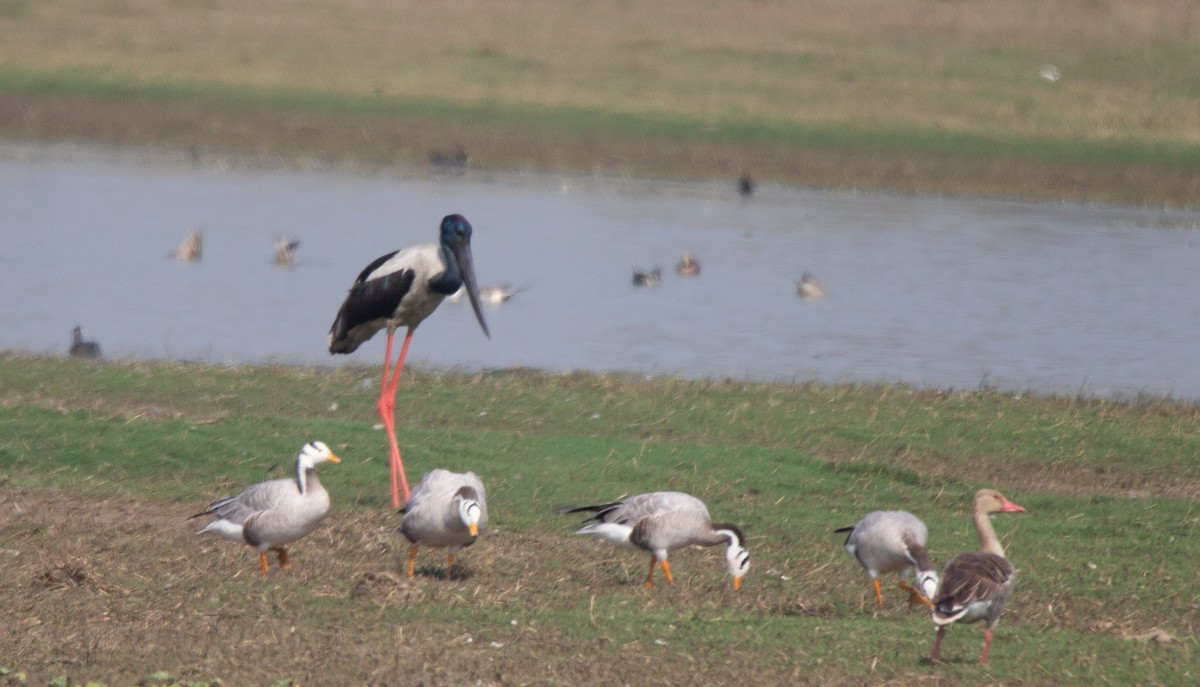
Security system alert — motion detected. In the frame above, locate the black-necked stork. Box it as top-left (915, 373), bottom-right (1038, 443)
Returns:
top-left (328, 214), bottom-right (490, 508)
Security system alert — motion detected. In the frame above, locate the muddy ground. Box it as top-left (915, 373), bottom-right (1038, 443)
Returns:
top-left (0, 486), bottom-right (839, 686)
top-left (3, 91), bottom-right (1199, 209)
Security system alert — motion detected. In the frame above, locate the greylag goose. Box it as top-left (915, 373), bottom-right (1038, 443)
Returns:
top-left (190, 441), bottom-right (341, 576)
top-left (398, 469), bottom-right (488, 578)
top-left (795, 272), bottom-right (826, 299)
top-left (68, 325), bottom-right (101, 359)
top-left (567, 491), bottom-right (750, 590)
top-left (930, 489), bottom-right (1025, 664)
top-left (675, 252), bottom-right (700, 277)
top-left (835, 510), bottom-right (938, 609)
top-left (169, 229), bottom-right (203, 262)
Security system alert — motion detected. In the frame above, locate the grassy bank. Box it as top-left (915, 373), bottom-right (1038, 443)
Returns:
top-left (2, 1), bottom-right (1200, 206)
top-left (0, 355), bottom-right (1197, 685)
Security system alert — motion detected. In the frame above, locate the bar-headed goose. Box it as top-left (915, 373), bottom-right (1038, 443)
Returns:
top-left (930, 488), bottom-right (1025, 665)
top-left (835, 510), bottom-right (938, 609)
top-left (567, 491), bottom-right (749, 590)
top-left (399, 469), bottom-right (488, 578)
top-left (190, 441), bottom-right (341, 576)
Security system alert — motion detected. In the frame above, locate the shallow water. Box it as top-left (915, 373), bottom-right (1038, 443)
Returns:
top-left (2, 143), bottom-right (1198, 399)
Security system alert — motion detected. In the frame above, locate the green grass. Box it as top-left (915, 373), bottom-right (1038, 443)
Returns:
top-left (0, 354), bottom-right (1197, 684)
top-left (5, 65), bottom-right (1200, 172)
top-left (5, 0), bottom-right (1200, 207)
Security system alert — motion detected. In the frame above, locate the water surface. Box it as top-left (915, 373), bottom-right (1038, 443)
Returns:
top-left (2, 143), bottom-right (1198, 399)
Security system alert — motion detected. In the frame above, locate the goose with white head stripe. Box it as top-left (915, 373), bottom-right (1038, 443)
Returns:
top-left (398, 469), bottom-right (488, 578)
top-left (835, 510), bottom-right (939, 609)
top-left (567, 491), bottom-right (749, 590)
top-left (190, 441), bottom-right (341, 576)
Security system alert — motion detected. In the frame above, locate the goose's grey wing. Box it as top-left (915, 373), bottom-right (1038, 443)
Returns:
top-left (201, 478), bottom-right (296, 524)
top-left (406, 469), bottom-right (468, 511)
top-left (621, 492), bottom-right (708, 522)
top-left (569, 492), bottom-right (707, 526)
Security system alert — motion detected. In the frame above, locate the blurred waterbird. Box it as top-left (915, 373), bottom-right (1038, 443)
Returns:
top-left (68, 325), bottom-right (101, 359)
top-left (169, 229), bottom-right (202, 262)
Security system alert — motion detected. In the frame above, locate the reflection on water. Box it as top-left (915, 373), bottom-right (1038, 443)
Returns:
top-left (2, 143), bottom-right (1198, 400)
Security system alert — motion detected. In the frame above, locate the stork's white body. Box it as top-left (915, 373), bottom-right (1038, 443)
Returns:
top-left (328, 244), bottom-right (450, 354)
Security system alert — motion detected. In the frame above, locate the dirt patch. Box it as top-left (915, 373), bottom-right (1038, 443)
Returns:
top-left (0, 487), bottom-right (829, 686)
top-left (0, 483), bottom-right (1194, 685)
top-left (3, 91), bottom-right (1198, 209)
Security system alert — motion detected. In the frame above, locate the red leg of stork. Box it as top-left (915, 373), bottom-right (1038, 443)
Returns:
top-left (378, 326), bottom-right (416, 508)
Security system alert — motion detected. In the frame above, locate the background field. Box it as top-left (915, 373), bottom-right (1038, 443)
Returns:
top-left (1, 356), bottom-right (1197, 685)
top-left (2, 0), bottom-right (1200, 205)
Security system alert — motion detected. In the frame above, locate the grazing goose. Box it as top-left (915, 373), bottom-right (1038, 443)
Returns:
top-left (795, 272), bottom-right (826, 299)
top-left (190, 441), bottom-right (341, 576)
top-left (930, 489), bottom-right (1025, 665)
top-left (169, 229), bottom-right (203, 262)
top-left (835, 510), bottom-right (938, 609)
top-left (632, 267), bottom-right (662, 287)
top-left (398, 469), bottom-right (488, 578)
top-left (675, 252), bottom-right (700, 277)
top-left (567, 491), bottom-right (750, 590)
top-left (68, 325), bottom-right (101, 359)
top-left (327, 214), bottom-right (490, 508)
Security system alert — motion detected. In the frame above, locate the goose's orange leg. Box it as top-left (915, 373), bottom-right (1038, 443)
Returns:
top-left (406, 545), bottom-right (419, 578)
top-left (898, 580), bottom-right (934, 609)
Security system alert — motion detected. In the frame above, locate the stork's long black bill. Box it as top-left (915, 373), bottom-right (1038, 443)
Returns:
top-left (454, 243), bottom-right (490, 339)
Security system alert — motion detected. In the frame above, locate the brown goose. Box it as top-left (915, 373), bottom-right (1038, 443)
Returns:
top-left (675, 252), bottom-right (700, 277)
top-left (398, 469), bottom-right (488, 578)
top-left (795, 271), bottom-right (826, 299)
top-left (275, 237), bottom-right (300, 266)
top-left (835, 510), bottom-right (938, 609)
top-left (169, 228), bottom-right (203, 262)
top-left (190, 441), bottom-right (341, 576)
top-left (930, 489), bottom-right (1025, 664)
top-left (567, 491), bottom-right (750, 590)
